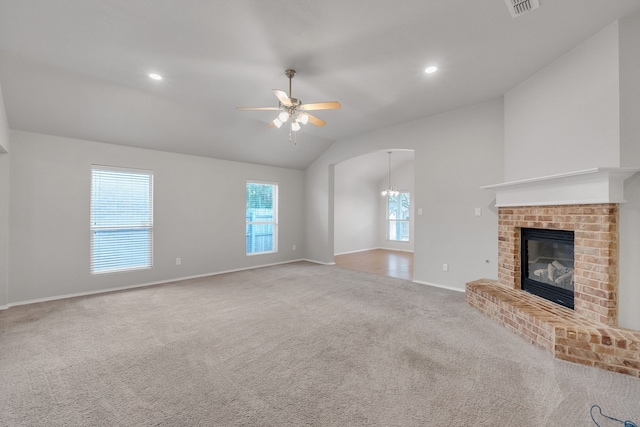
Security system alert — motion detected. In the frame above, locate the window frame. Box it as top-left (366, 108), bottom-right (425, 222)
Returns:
top-left (90, 165), bottom-right (154, 274)
top-left (387, 191), bottom-right (410, 242)
top-left (245, 180), bottom-right (279, 256)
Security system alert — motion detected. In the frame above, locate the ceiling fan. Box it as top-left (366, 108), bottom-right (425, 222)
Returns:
top-left (236, 69), bottom-right (341, 138)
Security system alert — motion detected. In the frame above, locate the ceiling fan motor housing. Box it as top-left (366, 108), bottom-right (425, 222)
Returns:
top-left (283, 98), bottom-right (301, 108)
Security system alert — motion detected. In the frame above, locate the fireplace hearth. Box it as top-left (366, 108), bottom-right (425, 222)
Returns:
top-left (521, 228), bottom-right (574, 309)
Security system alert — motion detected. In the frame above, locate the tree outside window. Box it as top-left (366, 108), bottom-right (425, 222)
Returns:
top-left (388, 192), bottom-right (410, 241)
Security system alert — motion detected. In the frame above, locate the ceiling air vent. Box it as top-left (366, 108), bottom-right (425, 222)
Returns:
top-left (504, 0), bottom-right (540, 17)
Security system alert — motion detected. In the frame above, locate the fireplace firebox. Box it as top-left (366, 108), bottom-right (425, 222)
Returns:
top-left (520, 228), bottom-right (575, 309)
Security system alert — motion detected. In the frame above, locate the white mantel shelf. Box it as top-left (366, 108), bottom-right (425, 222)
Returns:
top-left (482, 167), bottom-right (640, 207)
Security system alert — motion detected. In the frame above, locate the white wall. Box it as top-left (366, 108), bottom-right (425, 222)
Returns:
top-left (619, 174), bottom-right (640, 329)
top-left (413, 103), bottom-right (502, 289)
top-left (502, 17), bottom-right (640, 330)
top-left (7, 130), bottom-right (305, 305)
top-left (619, 12), bottom-right (640, 166)
top-left (617, 13), bottom-right (640, 330)
top-left (0, 82), bottom-right (8, 153)
top-left (305, 99), bottom-right (503, 290)
top-left (0, 80), bottom-right (10, 307)
top-left (0, 153), bottom-right (7, 308)
top-left (377, 163), bottom-right (415, 251)
top-left (333, 165), bottom-right (379, 255)
top-left (305, 158), bottom-right (334, 264)
top-left (504, 21), bottom-right (621, 182)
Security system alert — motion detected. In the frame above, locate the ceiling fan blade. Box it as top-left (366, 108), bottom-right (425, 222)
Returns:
top-left (300, 101), bottom-right (341, 111)
top-left (306, 113), bottom-right (326, 127)
top-left (267, 121), bottom-right (276, 128)
top-left (273, 90), bottom-right (292, 106)
top-left (236, 107), bottom-right (280, 111)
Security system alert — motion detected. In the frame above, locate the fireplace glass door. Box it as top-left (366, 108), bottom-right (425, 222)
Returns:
top-left (521, 228), bottom-right (575, 309)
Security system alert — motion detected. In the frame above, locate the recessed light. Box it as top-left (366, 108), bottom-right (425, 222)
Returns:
top-left (425, 66), bottom-right (438, 74)
top-left (148, 73), bottom-right (162, 81)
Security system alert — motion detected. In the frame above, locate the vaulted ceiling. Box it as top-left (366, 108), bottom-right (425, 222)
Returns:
top-left (1, 1), bottom-right (639, 170)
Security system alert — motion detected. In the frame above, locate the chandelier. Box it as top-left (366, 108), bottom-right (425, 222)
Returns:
top-left (381, 151), bottom-right (399, 197)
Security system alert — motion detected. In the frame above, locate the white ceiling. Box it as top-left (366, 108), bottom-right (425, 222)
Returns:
top-left (1, 1), bottom-right (639, 170)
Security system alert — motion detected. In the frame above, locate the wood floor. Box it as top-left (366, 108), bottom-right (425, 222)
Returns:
top-left (334, 249), bottom-right (413, 281)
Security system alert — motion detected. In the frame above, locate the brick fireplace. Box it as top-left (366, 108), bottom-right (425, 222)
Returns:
top-left (466, 168), bottom-right (640, 377)
top-left (498, 204), bottom-right (618, 325)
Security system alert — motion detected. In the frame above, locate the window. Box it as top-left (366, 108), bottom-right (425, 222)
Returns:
top-left (91, 166), bottom-right (153, 274)
top-left (388, 192), bottom-right (410, 241)
top-left (246, 182), bottom-right (278, 255)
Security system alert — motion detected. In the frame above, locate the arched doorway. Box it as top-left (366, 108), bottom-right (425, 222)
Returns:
top-left (333, 149), bottom-right (415, 280)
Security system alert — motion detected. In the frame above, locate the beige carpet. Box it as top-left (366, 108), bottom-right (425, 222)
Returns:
top-left (1, 262), bottom-right (639, 426)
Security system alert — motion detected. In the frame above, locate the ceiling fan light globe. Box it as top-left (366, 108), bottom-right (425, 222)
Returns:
top-left (279, 111), bottom-right (290, 122)
top-left (291, 122), bottom-right (301, 132)
top-left (273, 118), bottom-right (283, 128)
top-left (299, 113), bottom-right (309, 125)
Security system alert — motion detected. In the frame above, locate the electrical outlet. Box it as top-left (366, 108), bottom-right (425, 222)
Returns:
top-left (443, 263), bottom-right (448, 271)
top-left (176, 258), bottom-right (181, 265)
top-left (475, 208), bottom-right (482, 216)
top-left (292, 245), bottom-right (296, 251)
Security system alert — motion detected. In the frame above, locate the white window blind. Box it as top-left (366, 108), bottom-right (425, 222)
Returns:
top-left (246, 182), bottom-right (278, 255)
top-left (91, 166), bottom-right (153, 274)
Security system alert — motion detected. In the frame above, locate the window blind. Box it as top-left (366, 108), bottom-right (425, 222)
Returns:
top-left (91, 166), bottom-right (153, 274)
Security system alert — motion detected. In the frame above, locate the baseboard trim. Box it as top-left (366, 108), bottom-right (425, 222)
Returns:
top-left (0, 259), bottom-right (309, 310)
top-left (412, 279), bottom-right (465, 293)
top-left (333, 248), bottom-right (379, 256)
top-left (334, 247), bottom-right (414, 256)
top-left (377, 247), bottom-right (414, 253)
top-left (302, 258), bottom-right (336, 266)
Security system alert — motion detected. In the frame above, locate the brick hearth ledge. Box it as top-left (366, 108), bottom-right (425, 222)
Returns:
top-left (466, 279), bottom-right (640, 377)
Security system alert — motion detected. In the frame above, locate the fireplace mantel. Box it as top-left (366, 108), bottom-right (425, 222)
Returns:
top-left (481, 167), bottom-right (640, 207)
